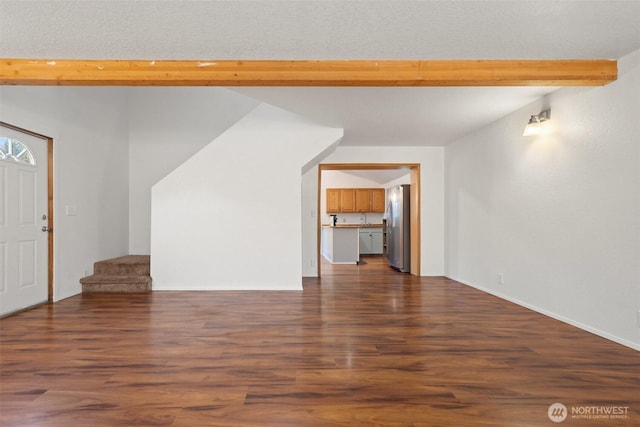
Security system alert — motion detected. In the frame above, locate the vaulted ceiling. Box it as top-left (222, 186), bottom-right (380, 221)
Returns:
top-left (1, 0), bottom-right (639, 146)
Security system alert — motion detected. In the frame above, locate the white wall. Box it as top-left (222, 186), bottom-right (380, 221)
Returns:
top-left (151, 103), bottom-right (343, 290)
top-left (0, 87), bottom-right (130, 301)
top-left (445, 49), bottom-right (640, 350)
top-left (302, 146), bottom-right (445, 277)
top-left (128, 87), bottom-right (259, 254)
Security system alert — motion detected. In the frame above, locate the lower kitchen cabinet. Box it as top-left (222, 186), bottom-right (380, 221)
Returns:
top-left (359, 228), bottom-right (383, 255)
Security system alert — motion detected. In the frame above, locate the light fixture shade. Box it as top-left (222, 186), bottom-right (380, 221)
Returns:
top-left (523, 109), bottom-right (550, 137)
top-left (523, 115), bottom-right (541, 136)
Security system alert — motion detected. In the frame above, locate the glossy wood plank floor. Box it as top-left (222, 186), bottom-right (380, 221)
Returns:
top-left (1, 256), bottom-right (638, 426)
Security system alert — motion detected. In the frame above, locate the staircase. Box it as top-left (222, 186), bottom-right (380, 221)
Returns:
top-left (80, 255), bottom-right (152, 293)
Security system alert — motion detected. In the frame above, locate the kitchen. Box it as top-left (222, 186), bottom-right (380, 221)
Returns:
top-left (320, 169), bottom-right (411, 272)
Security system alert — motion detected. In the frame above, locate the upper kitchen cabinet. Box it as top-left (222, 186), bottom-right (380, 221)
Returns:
top-left (326, 188), bottom-right (355, 213)
top-left (356, 189), bottom-right (371, 212)
top-left (326, 189), bottom-right (341, 213)
top-left (371, 188), bottom-right (386, 213)
top-left (340, 189), bottom-right (356, 212)
top-left (356, 188), bottom-right (385, 213)
top-left (327, 188), bottom-right (386, 213)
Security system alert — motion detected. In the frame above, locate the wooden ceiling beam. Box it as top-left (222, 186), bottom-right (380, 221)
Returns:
top-left (0, 59), bottom-right (617, 87)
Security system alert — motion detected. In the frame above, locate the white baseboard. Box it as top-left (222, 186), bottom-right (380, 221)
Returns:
top-left (447, 276), bottom-right (639, 352)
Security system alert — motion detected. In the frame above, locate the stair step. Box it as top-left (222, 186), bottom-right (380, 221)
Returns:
top-left (80, 275), bottom-right (152, 285)
top-left (81, 255), bottom-right (152, 293)
top-left (80, 274), bottom-right (151, 293)
top-left (94, 255), bottom-right (150, 275)
top-left (81, 280), bottom-right (151, 293)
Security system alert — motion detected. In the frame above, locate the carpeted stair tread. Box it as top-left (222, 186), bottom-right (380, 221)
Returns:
top-left (82, 281), bottom-right (151, 293)
top-left (94, 255), bottom-right (150, 275)
top-left (81, 254), bottom-right (152, 293)
top-left (80, 274), bottom-right (152, 284)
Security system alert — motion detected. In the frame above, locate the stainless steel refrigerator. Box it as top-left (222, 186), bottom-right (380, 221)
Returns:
top-left (386, 184), bottom-right (410, 272)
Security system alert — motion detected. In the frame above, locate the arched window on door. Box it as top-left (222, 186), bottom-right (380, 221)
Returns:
top-left (0, 137), bottom-right (35, 165)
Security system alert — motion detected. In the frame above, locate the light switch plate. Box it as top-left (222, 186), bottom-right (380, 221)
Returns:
top-left (65, 205), bottom-right (77, 216)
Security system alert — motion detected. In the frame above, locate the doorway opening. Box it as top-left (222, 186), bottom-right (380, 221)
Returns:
top-left (0, 121), bottom-right (54, 314)
top-left (317, 163), bottom-right (420, 277)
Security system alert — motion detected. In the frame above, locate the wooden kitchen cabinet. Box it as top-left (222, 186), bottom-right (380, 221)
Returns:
top-left (356, 188), bottom-right (386, 213)
top-left (371, 188), bottom-right (386, 213)
top-left (355, 189), bottom-right (371, 212)
top-left (340, 189), bottom-right (356, 212)
top-left (326, 189), bottom-right (341, 213)
top-left (327, 188), bottom-right (385, 213)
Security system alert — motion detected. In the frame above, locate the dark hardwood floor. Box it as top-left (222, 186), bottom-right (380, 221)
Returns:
top-left (1, 256), bottom-right (638, 426)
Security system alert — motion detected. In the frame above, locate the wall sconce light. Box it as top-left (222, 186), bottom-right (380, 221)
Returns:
top-left (523, 109), bottom-right (551, 136)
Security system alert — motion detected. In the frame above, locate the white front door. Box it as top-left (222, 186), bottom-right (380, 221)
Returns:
top-left (0, 125), bottom-right (49, 316)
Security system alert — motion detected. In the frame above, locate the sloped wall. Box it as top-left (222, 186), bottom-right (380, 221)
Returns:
top-left (151, 104), bottom-right (343, 290)
top-left (128, 87), bottom-right (259, 254)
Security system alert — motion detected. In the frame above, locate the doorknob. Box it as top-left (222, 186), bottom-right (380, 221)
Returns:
top-left (42, 226), bottom-right (52, 232)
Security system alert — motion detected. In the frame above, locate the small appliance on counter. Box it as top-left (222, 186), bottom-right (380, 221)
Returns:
top-left (329, 215), bottom-right (338, 227)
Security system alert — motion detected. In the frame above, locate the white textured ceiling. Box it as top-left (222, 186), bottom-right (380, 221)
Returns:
top-left (2, 0), bottom-right (639, 60)
top-left (1, 0), bottom-right (639, 146)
